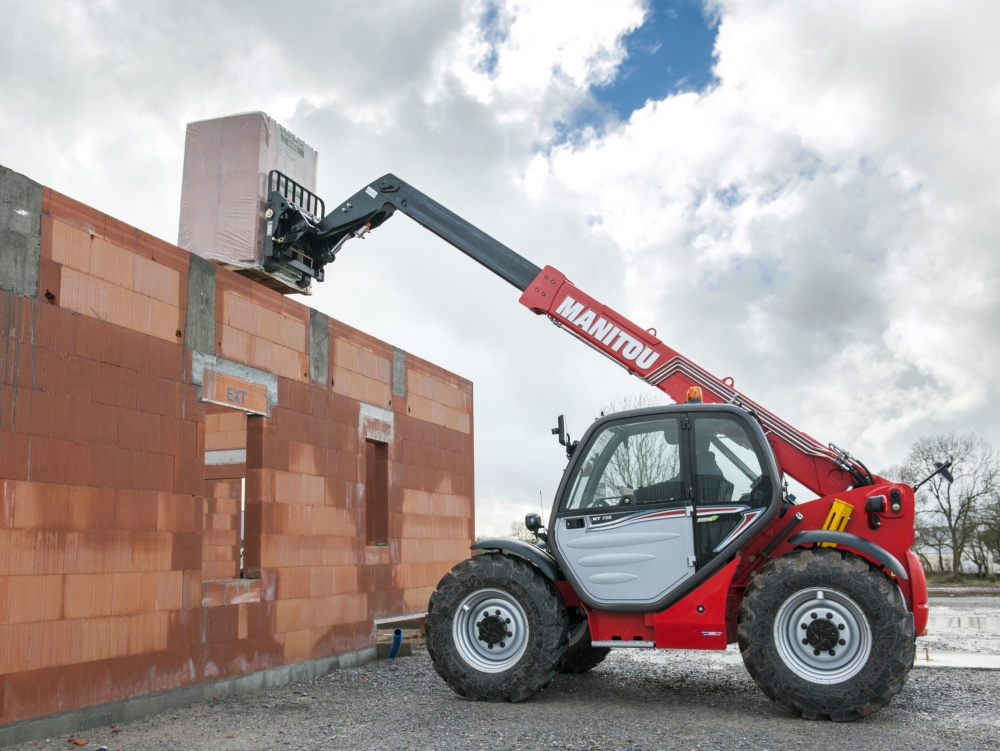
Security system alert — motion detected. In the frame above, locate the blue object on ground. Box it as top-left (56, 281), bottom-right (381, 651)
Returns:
top-left (387, 628), bottom-right (402, 659)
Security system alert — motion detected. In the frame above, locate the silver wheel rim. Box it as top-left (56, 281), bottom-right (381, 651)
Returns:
top-left (773, 587), bottom-right (872, 685)
top-left (452, 588), bottom-right (529, 674)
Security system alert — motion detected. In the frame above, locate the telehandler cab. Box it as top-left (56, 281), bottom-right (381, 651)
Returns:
top-left (263, 170), bottom-right (937, 721)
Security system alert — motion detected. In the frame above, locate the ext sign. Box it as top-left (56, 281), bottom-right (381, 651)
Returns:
top-left (202, 370), bottom-right (268, 415)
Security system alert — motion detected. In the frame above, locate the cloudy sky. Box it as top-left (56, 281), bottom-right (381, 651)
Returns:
top-left (3, 0), bottom-right (998, 535)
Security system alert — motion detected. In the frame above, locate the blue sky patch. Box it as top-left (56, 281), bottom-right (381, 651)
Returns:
top-left (594, 0), bottom-right (719, 121)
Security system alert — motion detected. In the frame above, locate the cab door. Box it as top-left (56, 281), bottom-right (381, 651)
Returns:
top-left (687, 412), bottom-right (775, 568)
top-left (552, 415), bottom-right (697, 609)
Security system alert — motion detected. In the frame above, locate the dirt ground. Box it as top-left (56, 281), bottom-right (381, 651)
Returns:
top-left (10, 596), bottom-right (1000, 751)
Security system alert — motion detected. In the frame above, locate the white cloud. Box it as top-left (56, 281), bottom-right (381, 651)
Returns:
top-left (2, 0), bottom-right (998, 535)
top-left (534, 0), bottom-right (1000, 478)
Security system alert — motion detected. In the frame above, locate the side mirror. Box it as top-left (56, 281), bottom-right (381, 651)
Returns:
top-left (913, 459), bottom-right (954, 492)
top-left (552, 415), bottom-right (577, 458)
top-left (525, 513), bottom-right (542, 533)
top-left (552, 415), bottom-right (569, 447)
top-left (935, 461), bottom-right (955, 484)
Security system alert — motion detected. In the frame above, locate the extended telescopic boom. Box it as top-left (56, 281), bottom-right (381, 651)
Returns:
top-left (263, 172), bottom-right (876, 497)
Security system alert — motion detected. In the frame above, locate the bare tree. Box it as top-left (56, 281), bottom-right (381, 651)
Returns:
top-left (914, 525), bottom-right (951, 574)
top-left (887, 434), bottom-right (1000, 578)
top-left (596, 392), bottom-right (671, 419)
top-left (507, 520), bottom-right (536, 543)
top-left (598, 393), bottom-right (678, 492)
top-left (974, 503), bottom-right (1000, 576)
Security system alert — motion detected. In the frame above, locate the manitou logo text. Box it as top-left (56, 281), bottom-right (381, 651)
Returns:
top-left (554, 296), bottom-right (660, 370)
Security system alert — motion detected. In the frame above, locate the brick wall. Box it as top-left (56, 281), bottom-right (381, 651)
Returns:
top-left (0, 167), bottom-right (474, 725)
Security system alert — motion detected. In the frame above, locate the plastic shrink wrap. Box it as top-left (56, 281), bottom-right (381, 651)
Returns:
top-left (178, 112), bottom-right (318, 292)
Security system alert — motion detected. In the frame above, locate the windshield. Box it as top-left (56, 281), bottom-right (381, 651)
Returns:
top-left (563, 417), bottom-right (682, 511)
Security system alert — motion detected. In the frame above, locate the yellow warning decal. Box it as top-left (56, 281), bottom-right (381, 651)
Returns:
top-left (820, 499), bottom-right (854, 547)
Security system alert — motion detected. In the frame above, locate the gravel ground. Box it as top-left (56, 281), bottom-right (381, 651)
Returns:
top-left (13, 597), bottom-right (1000, 751)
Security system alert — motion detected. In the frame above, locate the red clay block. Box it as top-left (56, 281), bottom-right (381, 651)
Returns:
top-left (97, 403), bottom-right (119, 447)
top-left (243, 535), bottom-right (262, 571)
top-left (33, 298), bottom-right (58, 352)
top-left (115, 489), bottom-right (142, 531)
top-left (70, 397), bottom-right (102, 445)
top-left (92, 361), bottom-right (138, 410)
top-left (60, 659), bottom-right (111, 715)
top-left (29, 436), bottom-right (89, 487)
top-left (173, 456), bottom-right (204, 496)
top-left (136, 373), bottom-right (177, 417)
top-left (156, 492), bottom-right (181, 533)
top-left (120, 328), bottom-right (148, 373)
top-left (205, 604), bottom-right (239, 644)
top-left (0, 433), bottom-right (30, 482)
top-left (8, 574), bottom-right (64, 623)
top-left (47, 189), bottom-right (107, 237)
top-left (142, 412), bottom-right (160, 454)
top-left (180, 419), bottom-right (199, 458)
top-left (107, 654), bottom-right (137, 702)
top-left (116, 408), bottom-right (144, 451)
top-left (111, 571), bottom-right (141, 615)
top-left (200, 579), bottom-right (226, 608)
top-left (133, 452), bottom-right (173, 493)
top-left (62, 573), bottom-right (96, 619)
top-left (74, 314), bottom-right (106, 362)
top-left (147, 338), bottom-right (184, 380)
top-left (166, 609), bottom-right (201, 650)
top-left (38, 257), bottom-right (62, 311)
top-left (139, 490), bottom-right (158, 531)
top-left (171, 532), bottom-right (201, 571)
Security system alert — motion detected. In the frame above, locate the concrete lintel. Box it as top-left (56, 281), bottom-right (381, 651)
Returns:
top-left (309, 308), bottom-right (329, 385)
top-left (191, 352), bottom-right (278, 415)
top-left (373, 611), bottom-right (427, 626)
top-left (359, 402), bottom-right (394, 444)
top-left (0, 163), bottom-right (42, 298)
top-left (0, 647), bottom-right (376, 748)
top-left (392, 347), bottom-right (406, 398)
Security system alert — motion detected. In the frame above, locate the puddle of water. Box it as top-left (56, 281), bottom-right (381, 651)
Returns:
top-left (925, 615), bottom-right (1000, 632)
top-left (913, 650), bottom-right (1000, 670)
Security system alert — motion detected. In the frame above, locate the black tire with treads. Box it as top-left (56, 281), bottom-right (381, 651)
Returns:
top-left (738, 548), bottom-right (915, 721)
top-left (426, 553), bottom-right (568, 702)
top-left (559, 623), bottom-right (610, 674)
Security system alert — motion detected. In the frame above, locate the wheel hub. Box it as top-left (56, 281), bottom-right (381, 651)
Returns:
top-left (773, 588), bottom-right (872, 684)
top-left (453, 589), bottom-right (529, 673)
top-left (803, 616), bottom-right (844, 654)
top-left (477, 611), bottom-right (512, 648)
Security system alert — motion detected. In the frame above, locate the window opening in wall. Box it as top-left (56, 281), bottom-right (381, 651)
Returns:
top-left (241, 476), bottom-right (246, 572)
top-left (366, 439), bottom-right (390, 546)
top-left (203, 405), bottom-right (248, 579)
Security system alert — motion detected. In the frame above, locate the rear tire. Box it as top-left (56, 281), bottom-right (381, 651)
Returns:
top-left (559, 607), bottom-right (610, 674)
top-left (738, 548), bottom-right (915, 721)
top-left (426, 553), bottom-right (568, 702)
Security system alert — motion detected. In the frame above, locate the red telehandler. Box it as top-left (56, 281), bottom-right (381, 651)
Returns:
top-left (264, 171), bottom-right (947, 721)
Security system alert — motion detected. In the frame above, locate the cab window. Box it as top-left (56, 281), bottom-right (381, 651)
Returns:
top-left (691, 416), bottom-right (769, 508)
top-left (563, 417), bottom-right (683, 511)
top-left (691, 414), bottom-right (772, 562)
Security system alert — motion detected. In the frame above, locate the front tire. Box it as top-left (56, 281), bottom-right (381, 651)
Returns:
top-left (738, 548), bottom-right (915, 721)
top-left (426, 553), bottom-right (568, 702)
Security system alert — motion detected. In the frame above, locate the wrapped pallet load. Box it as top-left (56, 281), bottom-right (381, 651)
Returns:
top-left (178, 112), bottom-right (319, 293)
